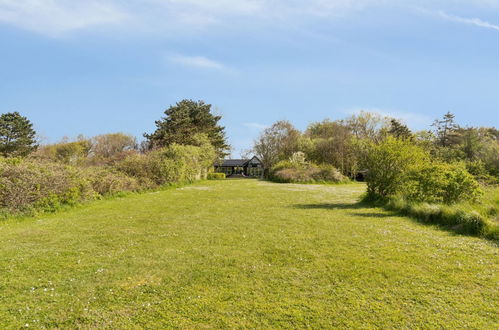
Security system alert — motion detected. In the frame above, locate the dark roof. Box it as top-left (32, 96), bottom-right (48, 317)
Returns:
top-left (215, 156), bottom-right (262, 167)
top-left (217, 159), bottom-right (249, 167)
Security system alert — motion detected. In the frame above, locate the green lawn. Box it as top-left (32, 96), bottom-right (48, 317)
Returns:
top-left (0, 180), bottom-right (497, 328)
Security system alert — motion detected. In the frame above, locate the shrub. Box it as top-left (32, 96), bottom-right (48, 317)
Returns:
top-left (33, 139), bottom-right (91, 165)
top-left (362, 137), bottom-right (428, 199)
top-left (116, 141), bottom-right (216, 187)
top-left (83, 167), bottom-right (140, 195)
top-left (404, 163), bottom-right (482, 204)
top-left (0, 158), bottom-right (94, 213)
top-left (207, 172), bottom-right (226, 180)
top-left (270, 158), bottom-right (347, 184)
top-left (115, 152), bottom-right (161, 188)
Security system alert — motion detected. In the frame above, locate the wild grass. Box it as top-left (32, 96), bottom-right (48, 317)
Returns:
top-left (0, 180), bottom-right (497, 328)
top-left (381, 185), bottom-right (499, 240)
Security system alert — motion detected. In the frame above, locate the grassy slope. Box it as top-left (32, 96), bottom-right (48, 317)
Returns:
top-left (0, 180), bottom-right (497, 328)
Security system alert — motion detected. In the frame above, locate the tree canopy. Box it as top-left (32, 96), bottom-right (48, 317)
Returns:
top-left (0, 112), bottom-right (38, 157)
top-left (144, 100), bottom-right (229, 158)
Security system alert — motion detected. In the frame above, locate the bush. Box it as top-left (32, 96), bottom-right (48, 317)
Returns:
top-left (362, 137), bottom-right (428, 199)
top-left (116, 152), bottom-right (166, 188)
top-left (83, 167), bottom-right (140, 195)
top-left (0, 158), bottom-right (94, 213)
top-left (116, 142), bottom-right (216, 187)
top-left (207, 172), bottom-right (226, 180)
top-left (270, 158), bottom-right (347, 184)
top-left (404, 163), bottom-right (483, 204)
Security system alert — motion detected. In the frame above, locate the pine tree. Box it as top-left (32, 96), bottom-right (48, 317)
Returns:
top-left (388, 119), bottom-right (412, 140)
top-left (0, 112), bottom-right (38, 157)
top-left (144, 100), bottom-right (229, 157)
top-left (432, 112), bottom-right (461, 147)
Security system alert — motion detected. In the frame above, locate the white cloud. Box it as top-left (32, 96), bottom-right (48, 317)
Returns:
top-left (2, 1), bottom-right (499, 37)
top-left (167, 54), bottom-right (235, 73)
top-left (438, 11), bottom-right (499, 31)
top-left (0, 0), bottom-right (386, 37)
top-left (0, 0), bottom-right (128, 37)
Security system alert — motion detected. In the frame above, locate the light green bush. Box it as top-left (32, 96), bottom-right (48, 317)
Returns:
top-left (404, 163), bottom-right (482, 204)
top-left (362, 137), bottom-right (428, 199)
top-left (116, 140), bottom-right (216, 187)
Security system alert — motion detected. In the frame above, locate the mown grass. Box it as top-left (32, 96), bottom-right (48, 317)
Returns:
top-left (0, 180), bottom-right (497, 328)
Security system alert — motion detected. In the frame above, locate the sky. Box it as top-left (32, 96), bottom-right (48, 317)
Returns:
top-left (1, 0), bottom-right (499, 157)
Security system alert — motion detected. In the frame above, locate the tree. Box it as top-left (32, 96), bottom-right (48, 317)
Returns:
top-left (432, 112), bottom-right (461, 148)
top-left (304, 119), bottom-right (356, 176)
top-left (91, 133), bottom-right (137, 159)
top-left (144, 100), bottom-right (229, 158)
top-left (388, 119), bottom-right (412, 140)
top-left (0, 112), bottom-right (38, 157)
top-left (253, 120), bottom-right (301, 173)
top-left (345, 111), bottom-right (390, 143)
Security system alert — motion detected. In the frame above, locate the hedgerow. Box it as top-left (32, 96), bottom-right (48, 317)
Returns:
top-left (0, 138), bottom-right (216, 217)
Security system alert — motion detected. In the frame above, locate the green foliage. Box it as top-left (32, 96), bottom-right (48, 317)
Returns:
top-left (362, 137), bottom-right (428, 199)
top-left (303, 120), bottom-right (358, 177)
top-left (89, 133), bottom-right (137, 164)
top-left (404, 163), bottom-right (483, 204)
top-left (116, 137), bottom-right (216, 187)
top-left (207, 172), bottom-right (226, 180)
top-left (385, 195), bottom-right (497, 239)
top-left (345, 110), bottom-right (390, 143)
top-left (432, 111), bottom-right (460, 148)
top-left (388, 119), bottom-right (412, 140)
top-left (0, 158), bottom-right (94, 213)
top-left (253, 120), bottom-right (301, 172)
top-left (270, 153), bottom-right (348, 184)
top-left (83, 167), bottom-right (140, 195)
top-left (144, 99), bottom-right (229, 157)
top-left (0, 112), bottom-right (38, 157)
top-left (34, 139), bottom-right (92, 165)
top-left (0, 131), bottom-right (215, 215)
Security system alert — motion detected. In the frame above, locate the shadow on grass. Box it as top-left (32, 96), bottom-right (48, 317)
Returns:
top-left (350, 212), bottom-right (395, 218)
top-left (293, 202), bottom-right (395, 219)
top-left (295, 201), bottom-right (498, 242)
top-left (293, 202), bottom-right (368, 210)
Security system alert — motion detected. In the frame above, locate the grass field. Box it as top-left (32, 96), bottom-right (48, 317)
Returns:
top-left (0, 180), bottom-right (497, 328)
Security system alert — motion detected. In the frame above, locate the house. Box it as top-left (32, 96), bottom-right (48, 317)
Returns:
top-left (214, 156), bottom-right (264, 177)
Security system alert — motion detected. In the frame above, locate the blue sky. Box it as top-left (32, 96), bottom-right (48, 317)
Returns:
top-left (1, 1), bottom-right (498, 156)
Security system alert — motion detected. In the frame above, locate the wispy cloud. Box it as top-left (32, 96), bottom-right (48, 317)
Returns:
top-left (438, 11), bottom-right (499, 31)
top-left (2, 1), bottom-right (499, 38)
top-left (0, 0), bottom-right (385, 37)
top-left (167, 54), bottom-right (236, 74)
top-left (0, 0), bottom-right (128, 37)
